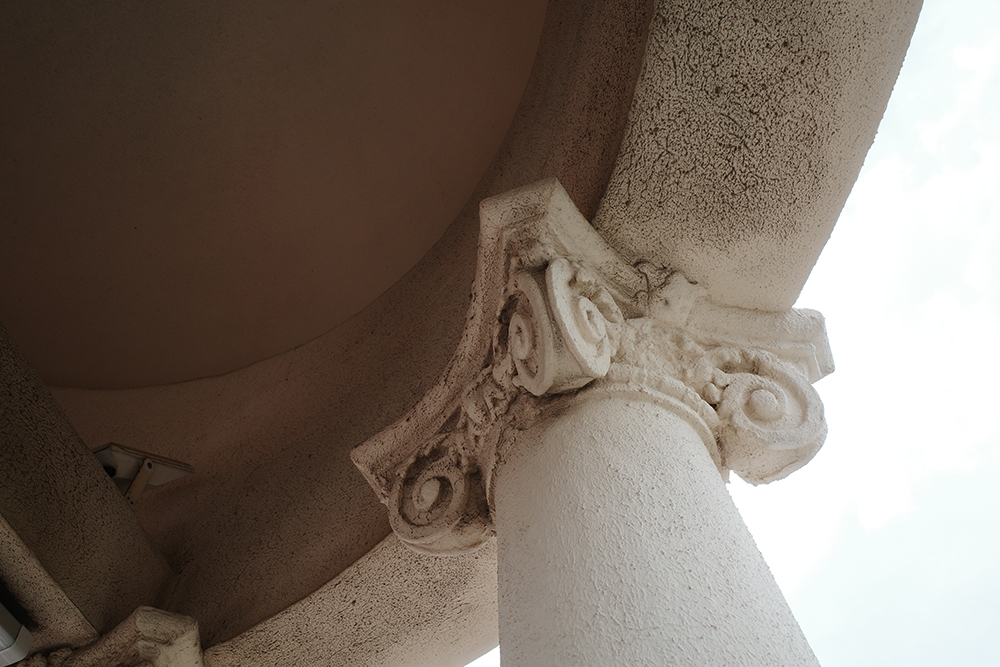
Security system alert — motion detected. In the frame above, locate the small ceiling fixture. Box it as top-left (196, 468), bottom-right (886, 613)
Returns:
top-left (94, 443), bottom-right (194, 504)
top-left (0, 601), bottom-right (31, 666)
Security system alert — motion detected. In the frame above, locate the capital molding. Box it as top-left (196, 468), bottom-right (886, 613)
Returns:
top-left (352, 178), bottom-right (833, 555)
top-left (24, 606), bottom-right (203, 667)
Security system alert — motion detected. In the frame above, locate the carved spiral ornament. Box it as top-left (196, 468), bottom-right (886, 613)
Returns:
top-left (507, 272), bottom-right (557, 396)
top-left (712, 349), bottom-right (827, 482)
top-left (354, 178), bottom-right (833, 556)
top-left (546, 257), bottom-right (621, 378)
top-left (505, 259), bottom-right (622, 396)
top-left (388, 443), bottom-right (491, 555)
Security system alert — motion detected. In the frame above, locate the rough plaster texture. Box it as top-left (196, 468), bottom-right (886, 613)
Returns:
top-left (353, 177), bottom-right (833, 568)
top-left (0, 323), bottom-right (172, 640)
top-left (7, 0), bottom-right (924, 663)
top-left (27, 606), bottom-right (203, 667)
top-left (205, 535), bottom-right (498, 667)
top-left (594, 0), bottom-right (923, 310)
top-left (495, 394), bottom-right (819, 666)
top-left (50, 340), bottom-right (397, 648)
top-left (48, 0), bottom-right (655, 650)
top-left (0, 514), bottom-right (96, 652)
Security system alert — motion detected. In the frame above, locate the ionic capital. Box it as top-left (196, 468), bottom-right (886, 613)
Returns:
top-left (352, 179), bottom-right (833, 555)
top-left (24, 607), bottom-right (203, 667)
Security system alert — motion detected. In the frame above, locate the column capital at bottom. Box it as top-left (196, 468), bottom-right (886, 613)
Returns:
top-left (24, 607), bottom-right (203, 667)
top-left (352, 178), bottom-right (833, 555)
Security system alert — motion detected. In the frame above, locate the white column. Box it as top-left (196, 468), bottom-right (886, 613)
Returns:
top-left (494, 392), bottom-right (819, 666)
top-left (352, 179), bottom-right (832, 667)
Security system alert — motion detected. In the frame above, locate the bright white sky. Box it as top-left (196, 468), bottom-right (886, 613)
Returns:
top-left (470, 1), bottom-right (999, 664)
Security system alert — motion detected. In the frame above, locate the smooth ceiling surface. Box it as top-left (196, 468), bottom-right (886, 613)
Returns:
top-left (0, 0), bottom-right (548, 388)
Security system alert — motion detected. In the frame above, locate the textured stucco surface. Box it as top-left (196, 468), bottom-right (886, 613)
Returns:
top-left (0, 513), bottom-right (97, 652)
top-left (205, 535), bottom-right (498, 667)
top-left (0, 323), bottom-right (172, 637)
top-left (51, 322), bottom-right (407, 647)
top-left (495, 394), bottom-right (819, 666)
top-left (25, 606), bottom-right (204, 667)
top-left (9, 0), bottom-right (926, 661)
top-left (594, 0), bottom-right (922, 310)
top-left (48, 0), bottom-right (655, 649)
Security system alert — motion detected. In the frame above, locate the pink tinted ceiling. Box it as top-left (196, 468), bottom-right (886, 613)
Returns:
top-left (0, 0), bottom-right (548, 389)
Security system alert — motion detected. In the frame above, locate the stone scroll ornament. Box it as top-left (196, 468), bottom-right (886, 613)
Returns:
top-left (24, 607), bottom-right (204, 667)
top-left (351, 179), bottom-right (833, 556)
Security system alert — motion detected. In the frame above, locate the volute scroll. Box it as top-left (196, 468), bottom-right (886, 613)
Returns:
top-left (352, 178), bottom-right (834, 554)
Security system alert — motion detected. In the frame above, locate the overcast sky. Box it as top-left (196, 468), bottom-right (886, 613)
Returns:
top-left (470, 1), bottom-right (999, 664)
top-left (736, 0), bottom-right (1000, 663)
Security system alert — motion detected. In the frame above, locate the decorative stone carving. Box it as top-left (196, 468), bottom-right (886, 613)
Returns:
top-left (506, 258), bottom-right (624, 397)
top-left (352, 178), bottom-right (833, 555)
top-left (24, 607), bottom-right (203, 667)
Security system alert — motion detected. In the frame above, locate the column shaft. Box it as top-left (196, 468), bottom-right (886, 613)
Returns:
top-left (493, 393), bottom-right (819, 666)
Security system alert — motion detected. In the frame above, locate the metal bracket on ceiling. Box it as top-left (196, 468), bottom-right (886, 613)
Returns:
top-left (93, 443), bottom-right (194, 504)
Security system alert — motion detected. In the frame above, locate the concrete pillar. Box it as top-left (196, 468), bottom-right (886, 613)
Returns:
top-left (0, 322), bottom-right (174, 652)
top-left (494, 392), bottom-right (819, 666)
top-left (353, 179), bottom-right (833, 666)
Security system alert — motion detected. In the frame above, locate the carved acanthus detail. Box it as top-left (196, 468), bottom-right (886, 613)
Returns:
top-left (353, 179), bottom-right (833, 554)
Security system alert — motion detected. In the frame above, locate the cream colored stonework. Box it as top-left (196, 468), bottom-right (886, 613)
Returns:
top-left (0, 1), bottom-right (924, 664)
top-left (25, 607), bottom-right (202, 667)
top-left (352, 178), bottom-right (833, 556)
